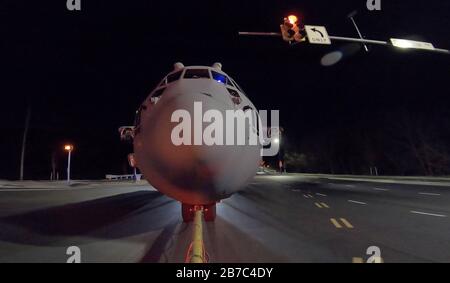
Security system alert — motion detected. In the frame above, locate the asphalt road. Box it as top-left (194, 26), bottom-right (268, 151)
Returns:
top-left (0, 175), bottom-right (449, 262)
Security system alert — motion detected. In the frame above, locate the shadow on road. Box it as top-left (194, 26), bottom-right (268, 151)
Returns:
top-left (0, 190), bottom-right (178, 246)
top-left (140, 220), bottom-right (190, 263)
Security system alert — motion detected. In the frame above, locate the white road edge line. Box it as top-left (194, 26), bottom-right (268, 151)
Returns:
top-left (0, 189), bottom-right (55, 192)
top-left (410, 211), bottom-right (447, 217)
top-left (348, 200), bottom-right (367, 205)
top-left (0, 188), bottom-right (83, 192)
top-left (373, 188), bottom-right (389, 191)
top-left (418, 192), bottom-right (441, 196)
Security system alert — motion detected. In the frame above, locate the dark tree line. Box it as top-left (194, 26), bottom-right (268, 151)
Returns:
top-left (284, 108), bottom-right (450, 176)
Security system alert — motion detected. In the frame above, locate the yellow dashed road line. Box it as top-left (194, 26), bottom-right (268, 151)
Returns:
top-left (330, 218), bottom-right (354, 229)
top-left (330, 218), bottom-right (343, 228)
top-left (315, 202), bottom-right (323, 208)
top-left (320, 202), bottom-right (329, 208)
top-left (340, 218), bottom-right (354, 229)
top-left (352, 257), bottom-right (364, 263)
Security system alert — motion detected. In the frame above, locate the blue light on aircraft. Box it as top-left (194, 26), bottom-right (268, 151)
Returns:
top-left (212, 71), bottom-right (227, 85)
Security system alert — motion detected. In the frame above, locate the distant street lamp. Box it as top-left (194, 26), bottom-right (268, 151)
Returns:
top-left (64, 144), bottom-right (74, 184)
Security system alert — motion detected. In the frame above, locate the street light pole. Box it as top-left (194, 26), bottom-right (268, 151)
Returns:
top-left (64, 145), bottom-right (74, 184)
top-left (67, 150), bottom-right (71, 183)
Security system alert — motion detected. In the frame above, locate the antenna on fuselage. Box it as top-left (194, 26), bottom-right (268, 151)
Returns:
top-left (212, 62), bottom-right (222, 70)
top-left (174, 62), bottom-right (184, 71)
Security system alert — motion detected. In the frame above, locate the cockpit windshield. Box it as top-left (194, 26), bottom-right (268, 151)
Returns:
top-left (211, 70), bottom-right (232, 86)
top-left (184, 69), bottom-right (210, 79)
top-left (154, 67), bottom-right (246, 96)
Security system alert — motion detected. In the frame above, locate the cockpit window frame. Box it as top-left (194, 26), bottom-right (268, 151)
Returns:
top-left (158, 77), bottom-right (167, 88)
top-left (167, 70), bottom-right (183, 84)
top-left (149, 87), bottom-right (166, 104)
top-left (229, 77), bottom-right (247, 96)
top-left (152, 87), bottom-right (166, 98)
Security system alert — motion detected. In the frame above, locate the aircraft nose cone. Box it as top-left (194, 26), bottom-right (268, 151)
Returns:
top-left (134, 91), bottom-right (260, 204)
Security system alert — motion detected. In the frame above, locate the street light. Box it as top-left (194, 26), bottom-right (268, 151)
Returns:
top-left (64, 144), bottom-right (74, 184)
top-left (390, 38), bottom-right (435, 51)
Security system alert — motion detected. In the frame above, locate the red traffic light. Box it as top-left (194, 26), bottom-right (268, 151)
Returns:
top-left (287, 15), bottom-right (298, 25)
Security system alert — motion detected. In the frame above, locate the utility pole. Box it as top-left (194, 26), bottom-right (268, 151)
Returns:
top-left (19, 102), bottom-right (31, 181)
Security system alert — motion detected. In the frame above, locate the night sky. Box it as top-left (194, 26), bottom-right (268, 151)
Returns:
top-left (1, 0), bottom-right (449, 180)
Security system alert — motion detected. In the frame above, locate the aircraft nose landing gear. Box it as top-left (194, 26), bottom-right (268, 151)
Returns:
top-left (182, 203), bottom-right (216, 222)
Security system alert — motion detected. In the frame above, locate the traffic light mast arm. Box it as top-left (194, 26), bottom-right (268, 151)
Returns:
top-left (432, 48), bottom-right (450, 55)
top-left (328, 36), bottom-right (450, 55)
top-left (238, 32), bottom-right (450, 55)
top-left (238, 32), bottom-right (282, 37)
top-left (238, 32), bottom-right (387, 44)
top-left (329, 36), bottom-right (388, 46)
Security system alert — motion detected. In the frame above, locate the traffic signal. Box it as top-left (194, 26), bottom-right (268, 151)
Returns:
top-left (280, 15), bottom-right (306, 43)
